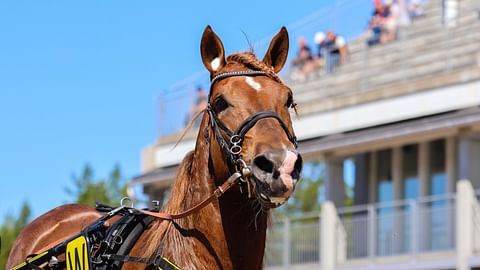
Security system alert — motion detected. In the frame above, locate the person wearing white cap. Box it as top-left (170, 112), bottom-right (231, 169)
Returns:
top-left (315, 31), bottom-right (348, 74)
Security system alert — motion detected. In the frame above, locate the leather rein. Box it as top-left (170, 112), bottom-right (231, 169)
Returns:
top-left (141, 70), bottom-right (297, 220)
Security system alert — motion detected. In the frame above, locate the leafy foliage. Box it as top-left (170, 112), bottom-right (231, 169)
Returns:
top-left (65, 163), bottom-right (127, 207)
top-left (0, 164), bottom-right (127, 269)
top-left (275, 160), bottom-right (325, 216)
top-left (0, 201), bottom-right (32, 268)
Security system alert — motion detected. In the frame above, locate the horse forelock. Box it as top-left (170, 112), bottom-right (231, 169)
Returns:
top-left (225, 52), bottom-right (284, 85)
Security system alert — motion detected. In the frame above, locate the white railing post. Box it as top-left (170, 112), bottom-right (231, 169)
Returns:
top-left (368, 205), bottom-right (377, 259)
top-left (410, 199), bottom-right (418, 255)
top-left (456, 180), bottom-right (475, 270)
top-left (336, 219), bottom-right (347, 264)
top-left (319, 213), bottom-right (322, 263)
top-left (321, 201), bottom-right (339, 270)
top-left (283, 218), bottom-right (291, 267)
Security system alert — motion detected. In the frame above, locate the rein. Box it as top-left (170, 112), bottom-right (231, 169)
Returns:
top-left (139, 172), bottom-right (243, 220)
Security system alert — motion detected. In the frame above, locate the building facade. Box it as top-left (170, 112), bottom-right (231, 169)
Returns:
top-left (130, 0), bottom-right (480, 269)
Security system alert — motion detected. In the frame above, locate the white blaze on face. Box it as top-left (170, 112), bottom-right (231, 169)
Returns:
top-left (278, 150), bottom-right (298, 197)
top-left (211, 57), bottom-right (221, 71)
top-left (245, 77), bottom-right (262, 91)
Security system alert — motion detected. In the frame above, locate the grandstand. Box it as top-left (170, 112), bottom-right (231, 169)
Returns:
top-left (129, 0), bottom-right (480, 269)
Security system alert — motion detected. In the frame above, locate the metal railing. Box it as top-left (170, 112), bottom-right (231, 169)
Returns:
top-left (263, 183), bottom-right (480, 270)
top-left (264, 193), bottom-right (458, 268)
top-left (338, 193), bottom-right (456, 260)
top-left (471, 190), bottom-right (480, 253)
top-left (265, 214), bottom-right (321, 267)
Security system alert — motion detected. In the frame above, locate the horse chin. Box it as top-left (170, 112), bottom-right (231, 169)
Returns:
top-left (256, 193), bottom-right (288, 209)
top-left (250, 176), bottom-right (291, 209)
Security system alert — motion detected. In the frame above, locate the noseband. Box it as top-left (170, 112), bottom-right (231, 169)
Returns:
top-left (206, 70), bottom-right (298, 174)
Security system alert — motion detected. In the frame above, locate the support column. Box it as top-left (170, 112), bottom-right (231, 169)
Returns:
top-left (393, 147), bottom-right (403, 200)
top-left (325, 156), bottom-right (345, 207)
top-left (354, 153), bottom-right (369, 205)
top-left (456, 180), bottom-right (475, 270)
top-left (419, 142), bottom-right (430, 197)
top-left (446, 136), bottom-right (457, 254)
top-left (369, 152), bottom-right (378, 203)
top-left (321, 201), bottom-right (343, 270)
top-left (418, 141), bottom-right (430, 251)
top-left (446, 137), bottom-right (457, 193)
top-left (392, 147), bottom-right (403, 253)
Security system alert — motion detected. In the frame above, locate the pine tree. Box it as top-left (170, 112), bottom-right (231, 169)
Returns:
top-left (65, 163), bottom-right (127, 207)
top-left (0, 201), bottom-right (32, 269)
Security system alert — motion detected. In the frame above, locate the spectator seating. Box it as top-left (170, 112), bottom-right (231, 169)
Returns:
top-left (289, 0), bottom-right (480, 116)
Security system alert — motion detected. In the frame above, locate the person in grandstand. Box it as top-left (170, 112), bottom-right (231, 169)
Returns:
top-left (291, 36), bottom-right (315, 79)
top-left (315, 31), bottom-right (347, 74)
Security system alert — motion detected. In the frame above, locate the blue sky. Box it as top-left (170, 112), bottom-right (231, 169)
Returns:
top-left (0, 1), bottom-right (371, 222)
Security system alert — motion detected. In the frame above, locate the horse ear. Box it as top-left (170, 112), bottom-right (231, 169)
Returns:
top-left (200, 25), bottom-right (226, 73)
top-left (262, 27), bottom-right (289, 73)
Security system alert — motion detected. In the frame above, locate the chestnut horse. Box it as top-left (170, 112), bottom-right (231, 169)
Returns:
top-left (7, 26), bottom-right (303, 270)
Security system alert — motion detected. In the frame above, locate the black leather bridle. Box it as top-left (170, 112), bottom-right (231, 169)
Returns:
top-left (206, 70), bottom-right (298, 174)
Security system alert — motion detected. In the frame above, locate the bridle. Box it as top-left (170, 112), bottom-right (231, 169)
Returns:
top-left (140, 70), bottom-right (298, 220)
top-left (206, 70), bottom-right (298, 179)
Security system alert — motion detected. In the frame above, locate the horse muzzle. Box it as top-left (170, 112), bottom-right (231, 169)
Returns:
top-left (250, 149), bottom-right (303, 208)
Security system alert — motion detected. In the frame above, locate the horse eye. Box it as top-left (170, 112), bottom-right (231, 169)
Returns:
top-left (213, 96), bottom-right (230, 113)
top-left (286, 94), bottom-right (295, 109)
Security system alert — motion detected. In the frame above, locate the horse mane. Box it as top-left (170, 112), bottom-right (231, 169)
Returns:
top-left (138, 52), bottom-right (284, 267)
top-left (138, 112), bottom-right (213, 266)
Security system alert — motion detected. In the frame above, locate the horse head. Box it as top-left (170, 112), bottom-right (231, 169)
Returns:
top-left (200, 26), bottom-right (303, 209)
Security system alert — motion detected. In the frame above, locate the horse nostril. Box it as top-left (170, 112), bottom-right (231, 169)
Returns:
top-left (253, 155), bottom-right (274, 173)
top-left (292, 154), bottom-right (303, 179)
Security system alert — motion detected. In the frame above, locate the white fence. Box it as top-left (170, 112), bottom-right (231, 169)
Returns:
top-left (264, 180), bottom-right (480, 269)
top-left (265, 214), bottom-right (321, 267)
top-left (338, 193), bottom-right (456, 260)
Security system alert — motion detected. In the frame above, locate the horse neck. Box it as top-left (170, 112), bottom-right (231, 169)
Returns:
top-left (157, 118), bottom-right (234, 269)
top-left (206, 132), bottom-right (270, 268)
top-left (163, 116), bottom-right (269, 270)
top-left (219, 191), bottom-right (269, 270)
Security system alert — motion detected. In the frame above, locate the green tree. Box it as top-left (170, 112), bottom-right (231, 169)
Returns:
top-left (65, 163), bottom-right (127, 207)
top-left (275, 160), bottom-right (325, 216)
top-left (0, 201), bottom-right (32, 269)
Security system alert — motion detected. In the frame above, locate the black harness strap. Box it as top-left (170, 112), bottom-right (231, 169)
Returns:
top-left (24, 259), bottom-right (44, 270)
top-left (93, 211), bottom-right (156, 270)
top-left (104, 254), bottom-right (180, 270)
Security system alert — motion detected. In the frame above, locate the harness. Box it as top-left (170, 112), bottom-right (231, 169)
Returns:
top-left (11, 69), bottom-right (298, 270)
